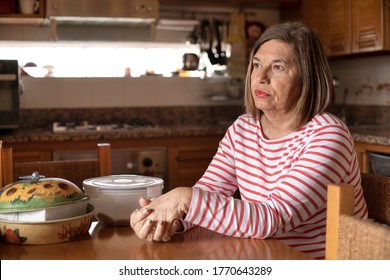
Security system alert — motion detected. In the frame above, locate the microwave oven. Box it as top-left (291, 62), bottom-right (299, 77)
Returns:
top-left (0, 60), bottom-right (21, 129)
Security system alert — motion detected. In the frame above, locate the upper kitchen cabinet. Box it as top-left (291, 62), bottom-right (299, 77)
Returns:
top-left (326, 0), bottom-right (389, 56)
top-left (281, 0), bottom-right (390, 57)
top-left (0, 0), bottom-right (45, 24)
top-left (351, 0), bottom-right (389, 53)
top-left (46, 0), bottom-right (159, 19)
top-left (159, 0), bottom-right (299, 8)
top-left (0, 0), bottom-right (160, 26)
top-left (300, 0), bottom-right (327, 47)
top-left (326, 0), bottom-right (352, 56)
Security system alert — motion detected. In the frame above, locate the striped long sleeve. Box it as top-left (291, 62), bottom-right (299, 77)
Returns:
top-left (183, 113), bottom-right (368, 259)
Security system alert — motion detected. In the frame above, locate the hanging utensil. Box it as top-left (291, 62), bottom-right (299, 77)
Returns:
top-left (213, 19), bottom-right (227, 65)
top-left (200, 20), bottom-right (211, 52)
top-left (205, 18), bottom-right (219, 65)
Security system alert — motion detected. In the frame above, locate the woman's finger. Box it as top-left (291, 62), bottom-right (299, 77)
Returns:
top-left (139, 197), bottom-right (151, 207)
top-left (162, 219), bottom-right (181, 242)
top-left (130, 208), bottom-right (151, 229)
top-left (138, 219), bottom-right (154, 240)
top-left (152, 220), bottom-right (165, 242)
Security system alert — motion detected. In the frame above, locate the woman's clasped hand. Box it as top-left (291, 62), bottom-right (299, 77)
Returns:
top-left (130, 187), bottom-right (192, 242)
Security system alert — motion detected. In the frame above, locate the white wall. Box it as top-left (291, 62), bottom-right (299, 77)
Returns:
top-left (330, 54), bottom-right (390, 106)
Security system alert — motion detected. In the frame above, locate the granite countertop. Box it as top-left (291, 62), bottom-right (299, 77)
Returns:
top-left (349, 125), bottom-right (390, 146)
top-left (0, 123), bottom-right (230, 144)
top-left (2, 123), bottom-right (390, 147)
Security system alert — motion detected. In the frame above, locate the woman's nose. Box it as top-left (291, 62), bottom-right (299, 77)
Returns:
top-left (257, 68), bottom-right (270, 83)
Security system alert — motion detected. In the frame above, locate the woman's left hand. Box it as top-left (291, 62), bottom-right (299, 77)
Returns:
top-left (130, 187), bottom-right (192, 242)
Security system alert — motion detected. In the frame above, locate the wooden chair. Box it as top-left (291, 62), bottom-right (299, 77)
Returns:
top-left (0, 140), bottom-right (4, 188)
top-left (325, 183), bottom-right (390, 260)
top-left (361, 172), bottom-right (390, 225)
top-left (1, 143), bottom-right (111, 190)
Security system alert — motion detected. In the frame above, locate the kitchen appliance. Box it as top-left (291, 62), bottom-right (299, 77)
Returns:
top-left (45, 0), bottom-right (159, 41)
top-left (52, 119), bottom-right (156, 133)
top-left (0, 60), bottom-right (21, 129)
top-left (83, 174), bottom-right (163, 225)
top-left (51, 119), bottom-right (166, 180)
top-left (53, 146), bottom-right (167, 181)
top-left (182, 53), bottom-right (199, 70)
top-left (369, 152), bottom-right (390, 176)
top-left (200, 19), bottom-right (227, 66)
top-left (46, 0), bottom-right (159, 20)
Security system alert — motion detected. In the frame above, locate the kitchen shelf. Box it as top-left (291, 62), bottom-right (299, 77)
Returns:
top-left (0, 17), bottom-right (46, 25)
top-left (0, 0), bottom-right (45, 24)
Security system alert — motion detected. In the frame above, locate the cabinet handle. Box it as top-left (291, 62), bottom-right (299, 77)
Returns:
top-left (356, 39), bottom-right (377, 48)
top-left (356, 27), bottom-right (377, 47)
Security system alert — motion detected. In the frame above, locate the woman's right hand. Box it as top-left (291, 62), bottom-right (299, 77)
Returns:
top-left (130, 187), bottom-right (192, 242)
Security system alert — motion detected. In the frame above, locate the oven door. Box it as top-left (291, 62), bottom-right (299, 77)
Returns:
top-left (0, 60), bottom-right (21, 129)
top-left (53, 147), bottom-right (167, 180)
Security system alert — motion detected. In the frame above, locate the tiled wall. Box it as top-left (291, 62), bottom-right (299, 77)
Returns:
top-left (18, 48), bottom-right (390, 128)
top-left (330, 54), bottom-right (390, 106)
top-left (21, 76), bottom-right (242, 109)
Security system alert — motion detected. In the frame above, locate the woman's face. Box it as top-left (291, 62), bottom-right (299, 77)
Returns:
top-left (250, 39), bottom-right (301, 117)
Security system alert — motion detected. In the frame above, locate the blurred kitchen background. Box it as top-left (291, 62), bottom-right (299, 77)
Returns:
top-left (0, 0), bottom-right (389, 125)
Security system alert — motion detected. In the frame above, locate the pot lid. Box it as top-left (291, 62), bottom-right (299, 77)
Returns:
top-left (0, 172), bottom-right (87, 213)
top-left (83, 175), bottom-right (163, 191)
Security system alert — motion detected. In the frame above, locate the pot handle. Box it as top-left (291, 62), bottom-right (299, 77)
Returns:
top-left (18, 171), bottom-right (45, 181)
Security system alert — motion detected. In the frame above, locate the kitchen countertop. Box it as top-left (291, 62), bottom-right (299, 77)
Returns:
top-left (0, 123), bottom-right (230, 144)
top-left (348, 125), bottom-right (390, 146)
top-left (1, 124), bottom-right (390, 146)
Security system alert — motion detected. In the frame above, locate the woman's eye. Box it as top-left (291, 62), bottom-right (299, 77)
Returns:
top-left (273, 65), bottom-right (285, 71)
top-left (253, 63), bottom-right (261, 69)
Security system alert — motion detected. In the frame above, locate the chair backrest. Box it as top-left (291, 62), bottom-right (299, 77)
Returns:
top-left (1, 143), bottom-right (111, 190)
top-left (361, 172), bottom-right (390, 224)
top-left (325, 183), bottom-right (390, 260)
top-left (0, 140), bottom-right (3, 188)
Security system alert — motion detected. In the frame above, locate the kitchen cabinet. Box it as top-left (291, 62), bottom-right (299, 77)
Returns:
top-left (326, 0), bottom-right (390, 56)
top-left (160, 0), bottom-right (299, 8)
top-left (0, 0), bottom-right (45, 21)
top-left (281, 0), bottom-right (390, 56)
top-left (326, 0), bottom-right (352, 56)
top-left (351, 0), bottom-right (388, 53)
top-left (300, 0), bottom-right (327, 48)
top-left (167, 144), bottom-right (217, 191)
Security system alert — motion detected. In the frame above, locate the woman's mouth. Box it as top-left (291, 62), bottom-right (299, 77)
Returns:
top-left (254, 89), bottom-right (270, 98)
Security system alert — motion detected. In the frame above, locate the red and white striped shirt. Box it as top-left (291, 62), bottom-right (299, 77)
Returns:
top-left (183, 112), bottom-right (368, 259)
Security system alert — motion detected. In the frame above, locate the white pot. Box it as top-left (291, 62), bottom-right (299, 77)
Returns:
top-left (83, 175), bottom-right (164, 226)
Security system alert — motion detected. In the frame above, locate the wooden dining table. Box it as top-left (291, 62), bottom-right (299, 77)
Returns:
top-left (0, 221), bottom-right (312, 260)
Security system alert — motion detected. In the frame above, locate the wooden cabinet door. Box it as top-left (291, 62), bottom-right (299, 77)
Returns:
top-left (326, 0), bottom-right (352, 56)
top-left (351, 0), bottom-right (387, 53)
top-left (301, 0), bottom-right (327, 47)
top-left (167, 145), bottom-right (217, 191)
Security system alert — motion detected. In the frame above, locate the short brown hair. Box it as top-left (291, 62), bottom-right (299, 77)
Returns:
top-left (244, 21), bottom-right (335, 129)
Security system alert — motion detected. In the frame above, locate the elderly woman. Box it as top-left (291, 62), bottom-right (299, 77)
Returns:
top-left (130, 21), bottom-right (368, 259)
